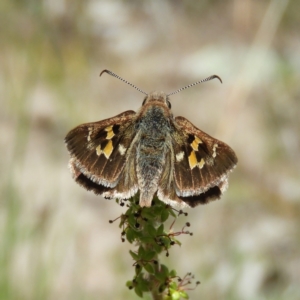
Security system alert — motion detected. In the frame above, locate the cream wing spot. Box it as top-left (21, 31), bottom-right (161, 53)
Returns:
top-left (118, 144), bottom-right (126, 156)
top-left (198, 158), bottom-right (205, 169)
top-left (96, 145), bottom-right (102, 156)
top-left (87, 127), bottom-right (93, 142)
top-left (212, 143), bottom-right (218, 158)
top-left (176, 151), bottom-right (184, 162)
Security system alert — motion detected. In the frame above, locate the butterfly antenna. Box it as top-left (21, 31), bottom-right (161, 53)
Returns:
top-left (100, 69), bottom-right (147, 95)
top-left (167, 75), bottom-right (222, 96)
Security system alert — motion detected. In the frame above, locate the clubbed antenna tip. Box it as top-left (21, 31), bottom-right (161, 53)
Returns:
top-left (100, 69), bottom-right (147, 95)
top-left (167, 74), bottom-right (222, 96)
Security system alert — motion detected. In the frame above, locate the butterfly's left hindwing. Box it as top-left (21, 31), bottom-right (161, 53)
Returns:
top-left (65, 110), bottom-right (136, 192)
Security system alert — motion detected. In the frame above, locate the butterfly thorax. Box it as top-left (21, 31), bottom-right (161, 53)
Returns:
top-left (135, 92), bottom-right (173, 207)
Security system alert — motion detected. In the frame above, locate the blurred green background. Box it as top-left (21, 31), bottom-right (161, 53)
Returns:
top-left (1, 0), bottom-right (300, 299)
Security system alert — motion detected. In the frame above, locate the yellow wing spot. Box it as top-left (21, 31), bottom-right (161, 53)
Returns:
top-left (95, 140), bottom-right (113, 159)
top-left (188, 150), bottom-right (198, 169)
top-left (188, 151), bottom-right (205, 169)
top-left (103, 140), bottom-right (113, 159)
top-left (105, 125), bottom-right (115, 139)
top-left (191, 136), bottom-right (202, 151)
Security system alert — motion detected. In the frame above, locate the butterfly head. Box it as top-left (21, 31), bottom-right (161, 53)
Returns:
top-left (142, 91), bottom-right (172, 109)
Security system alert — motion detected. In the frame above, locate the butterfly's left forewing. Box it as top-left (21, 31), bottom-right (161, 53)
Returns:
top-left (169, 116), bottom-right (237, 207)
top-left (65, 110), bottom-right (137, 194)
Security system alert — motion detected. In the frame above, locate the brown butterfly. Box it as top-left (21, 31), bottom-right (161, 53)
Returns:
top-left (65, 70), bottom-right (237, 208)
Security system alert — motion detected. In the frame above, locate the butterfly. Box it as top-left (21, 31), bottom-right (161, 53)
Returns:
top-left (65, 70), bottom-right (237, 208)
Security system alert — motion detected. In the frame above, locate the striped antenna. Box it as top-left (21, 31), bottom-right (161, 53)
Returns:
top-left (167, 75), bottom-right (222, 96)
top-left (100, 69), bottom-right (147, 95)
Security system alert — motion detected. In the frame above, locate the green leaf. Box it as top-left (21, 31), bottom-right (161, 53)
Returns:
top-left (127, 214), bottom-right (137, 228)
top-left (169, 282), bottom-right (177, 289)
top-left (172, 237), bottom-right (182, 246)
top-left (161, 264), bottom-right (169, 276)
top-left (129, 250), bottom-right (139, 260)
top-left (138, 246), bottom-right (146, 257)
top-left (180, 290), bottom-right (189, 299)
top-left (141, 209), bottom-right (155, 220)
top-left (139, 236), bottom-right (154, 244)
top-left (156, 264), bottom-right (169, 281)
top-left (157, 224), bottom-right (164, 235)
top-left (160, 236), bottom-right (171, 248)
top-left (144, 223), bottom-right (157, 237)
top-left (126, 228), bottom-right (136, 243)
top-left (139, 278), bottom-right (150, 292)
top-left (169, 269), bottom-right (177, 277)
top-left (152, 242), bottom-right (163, 254)
top-left (169, 209), bottom-right (177, 218)
top-left (144, 263), bottom-right (155, 274)
top-left (143, 250), bottom-right (156, 261)
top-left (170, 290), bottom-right (180, 300)
top-left (133, 230), bottom-right (143, 239)
top-left (134, 286), bottom-right (143, 298)
top-left (161, 209), bottom-right (170, 222)
top-left (153, 205), bottom-right (164, 216)
top-left (135, 264), bottom-right (142, 275)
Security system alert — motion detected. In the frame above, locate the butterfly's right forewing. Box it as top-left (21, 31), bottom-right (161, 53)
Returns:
top-left (65, 110), bottom-right (136, 189)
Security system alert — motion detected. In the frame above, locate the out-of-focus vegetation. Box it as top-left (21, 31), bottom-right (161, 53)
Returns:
top-left (1, 0), bottom-right (299, 299)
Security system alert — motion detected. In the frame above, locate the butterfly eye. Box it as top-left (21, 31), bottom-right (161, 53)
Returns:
top-left (167, 101), bottom-right (171, 109)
